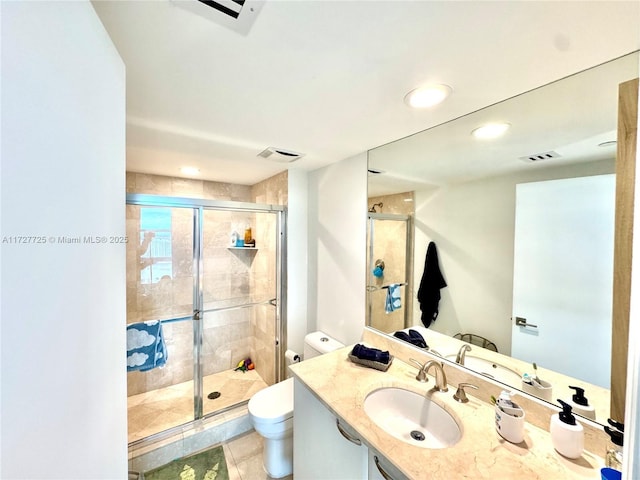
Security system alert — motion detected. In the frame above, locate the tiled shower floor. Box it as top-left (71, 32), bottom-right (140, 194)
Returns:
top-left (128, 369), bottom-right (267, 443)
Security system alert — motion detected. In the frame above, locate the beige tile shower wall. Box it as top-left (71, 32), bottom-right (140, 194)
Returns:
top-left (367, 192), bottom-right (415, 333)
top-left (202, 208), bottom-right (256, 379)
top-left (250, 171), bottom-right (288, 386)
top-left (126, 172), bottom-right (255, 396)
top-left (368, 219), bottom-right (409, 332)
top-left (126, 172), bottom-right (252, 201)
top-left (368, 191), bottom-right (414, 215)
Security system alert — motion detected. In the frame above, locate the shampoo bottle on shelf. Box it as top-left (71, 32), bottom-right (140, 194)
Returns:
top-left (550, 399), bottom-right (584, 459)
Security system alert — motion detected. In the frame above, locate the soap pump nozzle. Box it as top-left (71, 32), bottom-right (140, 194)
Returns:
top-left (608, 418), bottom-right (624, 432)
top-left (605, 425), bottom-right (624, 447)
top-left (569, 386), bottom-right (589, 406)
top-left (557, 399), bottom-right (576, 425)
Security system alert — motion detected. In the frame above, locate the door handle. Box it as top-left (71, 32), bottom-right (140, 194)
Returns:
top-left (513, 316), bottom-right (538, 328)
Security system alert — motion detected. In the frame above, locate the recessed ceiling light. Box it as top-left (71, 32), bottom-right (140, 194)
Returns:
top-left (180, 167), bottom-right (200, 175)
top-left (403, 198), bottom-right (413, 202)
top-left (471, 123), bottom-right (511, 140)
top-left (404, 84), bottom-right (452, 109)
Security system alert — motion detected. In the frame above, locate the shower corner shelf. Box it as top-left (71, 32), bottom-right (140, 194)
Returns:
top-left (228, 247), bottom-right (258, 250)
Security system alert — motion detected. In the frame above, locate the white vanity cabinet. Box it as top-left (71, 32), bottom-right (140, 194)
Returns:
top-left (293, 379), bottom-right (368, 479)
top-left (293, 378), bottom-right (409, 480)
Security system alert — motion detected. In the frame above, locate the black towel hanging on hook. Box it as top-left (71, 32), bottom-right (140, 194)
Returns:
top-left (417, 241), bottom-right (447, 328)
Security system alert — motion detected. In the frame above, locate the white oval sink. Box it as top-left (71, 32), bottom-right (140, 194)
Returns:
top-left (363, 387), bottom-right (461, 449)
top-left (445, 355), bottom-right (521, 385)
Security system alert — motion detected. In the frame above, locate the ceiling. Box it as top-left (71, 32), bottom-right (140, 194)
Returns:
top-left (368, 51), bottom-right (639, 196)
top-left (92, 0), bottom-right (640, 186)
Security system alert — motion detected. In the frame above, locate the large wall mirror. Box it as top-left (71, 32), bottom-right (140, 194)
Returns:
top-left (366, 51), bottom-right (639, 427)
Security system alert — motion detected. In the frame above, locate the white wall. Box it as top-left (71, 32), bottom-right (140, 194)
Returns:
top-left (308, 153), bottom-right (367, 346)
top-left (287, 169), bottom-right (309, 356)
top-left (1, 2), bottom-right (127, 478)
top-left (413, 159), bottom-right (614, 355)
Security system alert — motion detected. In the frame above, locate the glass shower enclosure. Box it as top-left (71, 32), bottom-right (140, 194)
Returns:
top-left (125, 194), bottom-right (286, 445)
top-left (366, 213), bottom-right (413, 333)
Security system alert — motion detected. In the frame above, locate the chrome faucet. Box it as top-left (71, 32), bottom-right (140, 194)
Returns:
top-left (424, 360), bottom-right (448, 392)
top-left (455, 344), bottom-right (472, 365)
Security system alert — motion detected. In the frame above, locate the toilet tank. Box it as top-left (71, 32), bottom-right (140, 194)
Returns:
top-left (303, 331), bottom-right (344, 359)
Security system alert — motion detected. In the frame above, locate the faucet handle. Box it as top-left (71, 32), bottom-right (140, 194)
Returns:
top-left (453, 383), bottom-right (479, 403)
top-left (409, 358), bottom-right (428, 383)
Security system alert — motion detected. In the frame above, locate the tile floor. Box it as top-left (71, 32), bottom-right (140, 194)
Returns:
top-left (130, 431), bottom-right (292, 480)
top-left (223, 430), bottom-right (293, 480)
top-left (128, 368), bottom-right (267, 443)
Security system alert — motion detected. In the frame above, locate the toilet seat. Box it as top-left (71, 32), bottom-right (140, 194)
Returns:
top-left (248, 377), bottom-right (294, 424)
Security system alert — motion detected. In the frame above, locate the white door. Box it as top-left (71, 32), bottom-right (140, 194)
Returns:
top-left (511, 174), bottom-right (615, 389)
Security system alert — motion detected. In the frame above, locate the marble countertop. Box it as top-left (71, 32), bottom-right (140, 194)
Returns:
top-left (290, 346), bottom-right (604, 480)
top-left (400, 326), bottom-right (610, 424)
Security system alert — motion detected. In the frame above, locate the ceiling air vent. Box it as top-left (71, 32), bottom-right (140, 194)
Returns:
top-left (172, 0), bottom-right (264, 35)
top-left (519, 150), bottom-right (562, 163)
top-left (258, 147), bottom-right (305, 163)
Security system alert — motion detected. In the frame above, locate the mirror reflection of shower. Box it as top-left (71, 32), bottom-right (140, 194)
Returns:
top-left (368, 202), bottom-right (383, 213)
top-left (366, 192), bottom-right (415, 334)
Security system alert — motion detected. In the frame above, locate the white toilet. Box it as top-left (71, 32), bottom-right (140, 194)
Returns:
top-left (248, 331), bottom-right (344, 478)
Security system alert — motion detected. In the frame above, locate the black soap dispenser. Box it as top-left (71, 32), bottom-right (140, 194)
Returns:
top-left (549, 399), bottom-right (584, 459)
top-left (604, 419), bottom-right (624, 471)
top-left (566, 386), bottom-right (596, 420)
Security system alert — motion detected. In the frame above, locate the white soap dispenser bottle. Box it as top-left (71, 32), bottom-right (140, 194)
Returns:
top-left (550, 399), bottom-right (584, 459)
top-left (566, 386), bottom-right (596, 420)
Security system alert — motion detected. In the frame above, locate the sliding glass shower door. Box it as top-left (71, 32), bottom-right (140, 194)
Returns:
top-left (366, 213), bottom-right (413, 333)
top-left (126, 203), bottom-right (196, 442)
top-left (125, 195), bottom-right (285, 445)
top-left (199, 207), bottom-right (281, 418)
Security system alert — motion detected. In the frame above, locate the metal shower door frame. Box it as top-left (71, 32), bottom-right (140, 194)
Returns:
top-left (126, 194), bottom-right (287, 423)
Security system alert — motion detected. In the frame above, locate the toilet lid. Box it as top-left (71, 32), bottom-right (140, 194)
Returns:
top-left (248, 377), bottom-right (294, 423)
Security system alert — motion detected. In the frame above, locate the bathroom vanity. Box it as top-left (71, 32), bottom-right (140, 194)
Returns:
top-left (289, 342), bottom-right (606, 479)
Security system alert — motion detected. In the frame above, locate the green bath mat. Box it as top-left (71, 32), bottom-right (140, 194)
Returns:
top-left (144, 445), bottom-right (229, 480)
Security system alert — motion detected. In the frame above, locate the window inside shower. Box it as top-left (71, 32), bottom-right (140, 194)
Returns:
top-left (139, 207), bottom-right (173, 284)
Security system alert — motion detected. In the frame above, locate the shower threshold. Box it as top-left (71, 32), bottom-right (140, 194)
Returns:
top-left (128, 368), bottom-right (267, 444)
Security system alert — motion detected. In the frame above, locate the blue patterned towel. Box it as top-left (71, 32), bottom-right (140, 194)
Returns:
top-left (127, 320), bottom-right (167, 372)
top-left (385, 283), bottom-right (402, 314)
